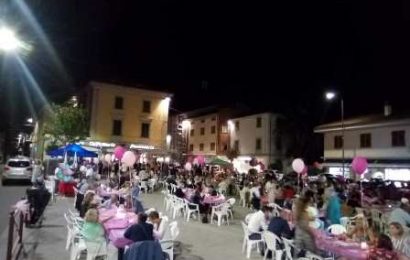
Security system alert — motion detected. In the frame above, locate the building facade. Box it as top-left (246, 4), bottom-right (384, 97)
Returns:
top-left (314, 111), bottom-right (410, 181)
top-left (228, 112), bottom-right (285, 169)
top-left (85, 81), bottom-right (171, 151)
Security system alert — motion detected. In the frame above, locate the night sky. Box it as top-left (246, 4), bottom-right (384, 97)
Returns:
top-left (1, 0), bottom-right (410, 127)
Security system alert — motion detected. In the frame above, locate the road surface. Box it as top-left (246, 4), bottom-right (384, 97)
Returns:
top-left (0, 181), bottom-right (29, 233)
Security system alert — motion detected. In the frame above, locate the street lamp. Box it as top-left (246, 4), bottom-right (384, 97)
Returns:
top-left (0, 27), bottom-right (23, 52)
top-left (325, 91), bottom-right (345, 177)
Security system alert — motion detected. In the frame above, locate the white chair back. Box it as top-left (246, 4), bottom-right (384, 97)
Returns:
top-left (227, 198), bottom-right (236, 207)
top-left (244, 213), bottom-right (254, 224)
top-left (282, 238), bottom-right (296, 260)
top-left (327, 224), bottom-right (347, 235)
top-left (169, 221), bottom-right (179, 240)
top-left (262, 231), bottom-right (281, 251)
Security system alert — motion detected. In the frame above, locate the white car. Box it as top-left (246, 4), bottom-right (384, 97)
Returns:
top-left (2, 157), bottom-right (33, 185)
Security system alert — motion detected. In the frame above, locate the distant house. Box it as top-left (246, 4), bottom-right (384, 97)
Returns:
top-left (314, 106), bottom-right (410, 181)
top-left (228, 112), bottom-right (286, 170)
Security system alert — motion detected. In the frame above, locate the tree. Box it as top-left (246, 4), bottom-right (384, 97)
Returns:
top-left (226, 148), bottom-right (239, 161)
top-left (44, 102), bottom-right (89, 145)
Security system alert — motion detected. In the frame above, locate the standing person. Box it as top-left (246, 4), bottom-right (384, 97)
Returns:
top-left (31, 160), bottom-right (43, 184)
top-left (75, 178), bottom-right (89, 211)
top-left (294, 192), bottom-right (318, 255)
top-left (250, 182), bottom-right (262, 211)
top-left (326, 189), bottom-right (342, 225)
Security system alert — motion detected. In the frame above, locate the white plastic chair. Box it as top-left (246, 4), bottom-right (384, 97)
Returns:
top-left (85, 240), bottom-right (108, 260)
top-left (64, 213), bottom-right (76, 250)
top-left (184, 200), bottom-right (200, 222)
top-left (262, 231), bottom-right (283, 260)
top-left (241, 221), bottom-right (263, 259)
top-left (211, 203), bottom-right (230, 226)
top-left (306, 251), bottom-right (333, 260)
top-left (45, 180), bottom-right (56, 203)
top-left (282, 238), bottom-right (297, 260)
top-left (226, 198), bottom-right (236, 220)
top-left (140, 181), bottom-right (148, 194)
top-left (160, 221), bottom-right (179, 260)
top-left (326, 224), bottom-right (347, 235)
top-left (245, 213), bottom-right (254, 224)
top-left (172, 198), bottom-right (185, 219)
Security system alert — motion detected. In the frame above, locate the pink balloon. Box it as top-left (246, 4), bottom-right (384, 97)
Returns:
top-left (351, 156), bottom-right (368, 175)
top-left (292, 158), bottom-right (305, 174)
top-left (104, 154), bottom-right (112, 163)
top-left (121, 151), bottom-right (136, 167)
top-left (114, 146), bottom-right (126, 160)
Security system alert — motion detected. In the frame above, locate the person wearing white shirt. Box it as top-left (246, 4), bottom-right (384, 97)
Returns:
top-left (247, 206), bottom-right (273, 240)
top-left (250, 183), bottom-right (262, 210)
top-left (148, 211), bottom-right (169, 240)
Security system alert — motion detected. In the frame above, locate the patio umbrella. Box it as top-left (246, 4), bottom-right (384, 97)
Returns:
top-left (208, 157), bottom-right (232, 167)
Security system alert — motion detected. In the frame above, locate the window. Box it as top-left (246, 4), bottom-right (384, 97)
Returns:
top-left (114, 96), bottom-right (123, 109)
top-left (211, 117), bottom-right (216, 121)
top-left (201, 119), bottom-right (205, 123)
top-left (211, 126), bottom-right (216, 134)
top-left (221, 126), bottom-right (228, 133)
top-left (112, 120), bottom-right (122, 136)
top-left (334, 135), bottom-right (343, 149)
top-left (360, 133), bottom-right (372, 148)
top-left (189, 144), bottom-right (194, 152)
top-left (141, 123), bottom-right (150, 138)
top-left (234, 140), bottom-right (239, 151)
top-left (256, 138), bottom-right (262, 150)
top-left (256, 117), bottom-right (262, 128)
top-left (235, 121), bottom-right (240, 131)
top-left (200, 127), bottom-right (205, 135)
top-left (142, 100), bottom-right (151, 113)
top-left (210, 142), bottom-right (216, 151)
top-left (190, 129), bottom-right (194, 137)
top-left (392, 130), bottom-right (406, 147)
top-left (199, 143), bottom-right (204, 151)
top-left (276, 135), bottom-right (282, 151)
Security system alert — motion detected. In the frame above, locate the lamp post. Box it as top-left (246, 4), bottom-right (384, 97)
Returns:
top-left (326, 91), bottom-right (345, 177)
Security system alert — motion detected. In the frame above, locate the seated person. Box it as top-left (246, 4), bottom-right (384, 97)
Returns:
top-left (81, 209), bottom-right (105, 242)
top-left (247, 206), bottom-right (273, 240)
top-left (100, 194), bottom-right (119, 209)
top-left (124, 213), bottom-right (154, 242)
top-left (80, 192), bottom-right (96, 218)
top-left (123, 194), bottom-right (133, 210)
top-left (368, 234), bottom-right (399, 260)
top-left (268, 210), bottom-right (293, 239)
top-left (389, 198), bottom-right (410, 233)
top-left (347, 215), bottom-right (368, 242)
top-left (389, 222), bottom-right (410, 257)
top-left (148, 211), bottom-right (169, 240)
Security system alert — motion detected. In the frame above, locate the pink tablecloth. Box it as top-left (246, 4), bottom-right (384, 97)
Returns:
top-left (203, 194), bottom-right (225, 205)
top-left (98, 208), bottom-right (137, 248)
top-left (183, 189), bottom-right (226, 205)
top-left (98, 188), bottom-right (120, 198)
top-left (315, 231), bottom-right (369, 260)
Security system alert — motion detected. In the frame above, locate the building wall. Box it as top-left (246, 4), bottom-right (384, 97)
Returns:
top-left (229, 113), bottom-right (283, 165)
top-left (186, 113), bottom-right (219, 155)
top-left (323, 125), bottom-right (410, 159)
top-left (88, 82), bottom-right (170, 149)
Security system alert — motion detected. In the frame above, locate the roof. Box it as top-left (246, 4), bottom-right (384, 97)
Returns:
top-left (314, 113), bottom-right (410, 133)
top-left (89, 81), bottom-right (173, 97)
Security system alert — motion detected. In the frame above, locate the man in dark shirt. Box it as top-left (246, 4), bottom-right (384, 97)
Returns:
top-left (124, 213), bottom-right (154, 242)
top-left (268, 210), bottom-right (293, 239)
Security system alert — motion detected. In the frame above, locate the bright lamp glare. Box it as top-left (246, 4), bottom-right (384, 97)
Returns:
top-left (325, 92), bottom-right (336, 100)
top-left (27, 118), bottom-right (33, 124)
top-left (0, 27), bottom-right (22, 51)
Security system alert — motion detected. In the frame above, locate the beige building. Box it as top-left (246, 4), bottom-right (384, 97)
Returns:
top-left (85, 81), bottom-right (171, 151)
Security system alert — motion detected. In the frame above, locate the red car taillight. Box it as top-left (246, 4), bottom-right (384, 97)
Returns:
top-left (4, 166), bottom-right (10, 171)
top-left (27, 167), bottom-right (33, 171)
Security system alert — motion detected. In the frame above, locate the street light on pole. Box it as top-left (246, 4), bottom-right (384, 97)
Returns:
top-left (0, 26), bottom-right (24, 52)
top-left (325, 91), bottom-right (345, 178)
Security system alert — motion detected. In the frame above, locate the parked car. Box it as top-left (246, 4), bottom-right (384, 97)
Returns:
top-left (2, 157), bottom-right (33, 185)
